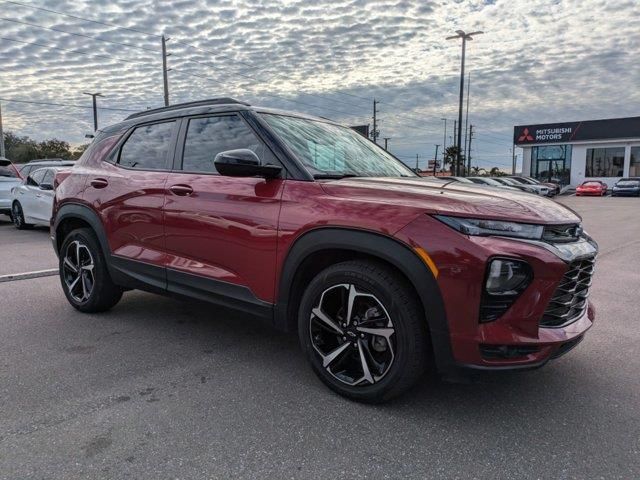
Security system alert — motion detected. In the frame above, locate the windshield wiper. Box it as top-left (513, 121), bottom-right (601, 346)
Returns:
top-left (313, 173), bottom-right (360, 179)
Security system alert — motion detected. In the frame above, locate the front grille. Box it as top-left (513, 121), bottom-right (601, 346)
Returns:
top-left (541, 256), bottom-right (595, 327)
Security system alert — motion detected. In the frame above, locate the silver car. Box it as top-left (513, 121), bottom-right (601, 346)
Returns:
top-left (0, 158), bottom-right (23, 219)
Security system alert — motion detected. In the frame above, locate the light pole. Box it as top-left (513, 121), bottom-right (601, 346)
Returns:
top-left (83, 92), bottom-right (103, 131)
top-left (440, 117), bottom-right (447, 161)
top-left (383, 137), bottom-right (391, 151)
top-left (447, 30), bottom-right (483, 176)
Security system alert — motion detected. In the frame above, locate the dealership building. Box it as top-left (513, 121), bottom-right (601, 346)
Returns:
top-left (514, 116), bottom-right (640, 188)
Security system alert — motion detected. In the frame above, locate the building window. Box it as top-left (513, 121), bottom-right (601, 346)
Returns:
top-left (585, 147), bottom-right (625, 177)
top-left (530, 145), bottom-right (571, 185)
top-left (630, 147), bottom-right (640, 177)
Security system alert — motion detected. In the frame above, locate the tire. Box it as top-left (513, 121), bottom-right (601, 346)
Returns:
top-left (59, 228), bottom-right (123, 313)
top-left (298, 260), bottom-right (430, 403)
top-left (12, 201), bottom-right (33, 230)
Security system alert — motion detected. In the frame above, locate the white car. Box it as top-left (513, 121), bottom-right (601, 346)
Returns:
top-left (10, 166), bottom-right (67, 229)
top-left (0, 158), bottom-right (23, 219)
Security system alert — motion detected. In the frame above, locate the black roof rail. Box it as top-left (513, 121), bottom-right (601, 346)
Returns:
top-left (124, 98), bottom-right (250, 120)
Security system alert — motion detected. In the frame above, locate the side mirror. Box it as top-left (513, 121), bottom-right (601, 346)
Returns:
top-left (39, 183), bottom-right (53, 191)
top-left (214, 149), bottom-right (282, 179)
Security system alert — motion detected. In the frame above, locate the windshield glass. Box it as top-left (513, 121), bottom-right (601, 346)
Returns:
top-left (617, 180), bottom-right (639, 186)
top-left (260, 114), bottom-right (415, 178)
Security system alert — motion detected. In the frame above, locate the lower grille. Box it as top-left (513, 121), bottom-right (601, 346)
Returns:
top-left (480, 344), bottom-right (540, 360)
top-left (541, 256), bottom-right (595, 327)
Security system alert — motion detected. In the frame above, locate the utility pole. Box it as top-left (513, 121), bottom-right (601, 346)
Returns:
top-left (447, 30), bottom-right (483, 176)
top-left (433, 144), bottom-right (440, 176)
top-left (440, 118), bottom-right (447, 161)
top-left (371, 99), bottom-right (379, 144)
top-left (467, 125), bottom-right (474, 174)
top-left (463, 72), bottom-right (471, 176)
top-left (0, 102), bottom-right (5, 158)
top-left (383, 137), bottom-right (391, 151)
top-left (512, 146), bottom-right (517, 174)
top-left (162, 35), bottom-right (170, 106)
top-left (83, 92), bottom-right (103, 131)
top-left (415, 154), bottom-right (419, 172)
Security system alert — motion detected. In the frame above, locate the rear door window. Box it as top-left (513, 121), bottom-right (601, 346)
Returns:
top-left (42, 169), bottom-right (55, 185)
top-left (118, 121), bottom-right (175, 170)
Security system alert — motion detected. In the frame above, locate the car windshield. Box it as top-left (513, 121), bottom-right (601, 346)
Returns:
top-left (617, 180), bottom-right (639, 186)
top-left (583, 182), bottom-right (602, 187)
top-left (260, 114), bottom-right (415, 178)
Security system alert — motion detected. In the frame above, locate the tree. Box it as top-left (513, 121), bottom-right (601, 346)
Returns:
top-left (470, 166), bottom-right (486, 176)
top-left (71, 144), bottom-right (90, 160)
top-left (2, 131), bottom-right (76, 163)
top-left (489, 166), bottom-right (504, 176)
top-left (443, 145), bottom-right (461, 173)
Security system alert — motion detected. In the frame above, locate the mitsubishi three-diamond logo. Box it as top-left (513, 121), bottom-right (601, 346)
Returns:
top-left (518, 128), bottom-right (534, 142)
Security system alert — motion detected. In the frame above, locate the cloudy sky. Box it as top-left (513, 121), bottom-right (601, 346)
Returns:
top-left (1, 0), bottom-right (639, 170)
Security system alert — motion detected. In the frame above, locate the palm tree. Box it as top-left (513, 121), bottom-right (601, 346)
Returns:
top-left (443, 145), bottom-right (461, 173)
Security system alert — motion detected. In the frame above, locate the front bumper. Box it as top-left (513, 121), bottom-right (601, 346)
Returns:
top-left (612, 189), bottom-right (640, 196)
top-left (395, 215), bottom-right (597, 374)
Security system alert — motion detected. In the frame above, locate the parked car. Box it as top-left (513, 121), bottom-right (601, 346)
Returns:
top-left (11, 166), bottom-right (69, 229)
top-left (18, 158), bottom-right (74, 178)
top-left (51, 98), bottom-right (598, 402)
top-left (491, 177), bottom-right (541, 195)
top-left (496, 177), bottom-right (550, 196)
top-left (508, 176), bottom-right (559, 196)
top-left (611, 178), bottom-right (640, 197)
top-left (0, 157), bottom-right (23, 219)
top-left (467, 176), bottom-right (521, 191)
top-left (576, 180), bottom-right (608, 196)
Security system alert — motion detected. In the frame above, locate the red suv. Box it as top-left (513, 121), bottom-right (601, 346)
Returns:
top-left (51, 98), bottom-right (598, 402)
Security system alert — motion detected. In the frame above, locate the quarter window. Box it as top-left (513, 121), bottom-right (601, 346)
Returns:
top-left (182, 115), bottom-right (268, 173)
top-left (585, 147), bottom-right (625, 177)
top-left (42, 169), bottom-right (55, 185)
top-left (119, 121), bottom-right (175, 170)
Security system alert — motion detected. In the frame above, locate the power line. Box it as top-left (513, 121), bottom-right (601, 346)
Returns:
top-left (0, 97), bottom-right (137, 112)
top-left (0, 16), bottom-right (157, 53)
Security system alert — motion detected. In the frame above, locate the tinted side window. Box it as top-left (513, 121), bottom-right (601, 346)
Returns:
top-left (182, 116), bottom-right (268, 174)
top-left (119, 121), bottom-right (175, 170)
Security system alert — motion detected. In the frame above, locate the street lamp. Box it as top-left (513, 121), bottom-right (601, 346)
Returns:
top-left (83, 92), bottom-right (103, 131)
top-left (447, 30), bottom-right (483, 176)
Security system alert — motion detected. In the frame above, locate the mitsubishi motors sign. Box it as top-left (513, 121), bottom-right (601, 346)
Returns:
top-left (514, 122), bottom-right (579, 145)
top-left (514, 116), bottom-right (640, 145)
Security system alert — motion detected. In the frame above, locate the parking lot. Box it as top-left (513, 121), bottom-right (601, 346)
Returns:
top-left (0, 196), bottom-right (638, 479)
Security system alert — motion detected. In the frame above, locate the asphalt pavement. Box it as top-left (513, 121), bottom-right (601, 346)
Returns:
top-left (0, 197), bottom-right (638, 479)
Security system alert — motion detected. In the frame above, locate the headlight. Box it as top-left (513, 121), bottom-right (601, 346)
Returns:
top-left (434, 215), bottom-right (544, 240)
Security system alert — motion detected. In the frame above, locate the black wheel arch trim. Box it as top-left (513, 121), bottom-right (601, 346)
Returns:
top-left (275, 227), bottom-right (455, 373)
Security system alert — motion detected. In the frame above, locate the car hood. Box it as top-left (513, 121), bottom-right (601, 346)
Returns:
top-left (320, 177), bottom-right (581, 224)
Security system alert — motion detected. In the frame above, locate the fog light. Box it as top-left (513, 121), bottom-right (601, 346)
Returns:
top-left (485, 259), bottom-right (531, 295)
top-left (480, 259), bottom-right (532, 322)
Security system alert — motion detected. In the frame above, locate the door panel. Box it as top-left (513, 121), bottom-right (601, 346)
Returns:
top-left (163, 174), bottom-right (284, 302)
top-left (82, 120), bottom-right (177, 286)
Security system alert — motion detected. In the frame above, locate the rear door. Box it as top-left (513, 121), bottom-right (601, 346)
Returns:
top-left (162, 113), bottom-right (285, 305)
top-left (83, 120), bottom-right (178, 290)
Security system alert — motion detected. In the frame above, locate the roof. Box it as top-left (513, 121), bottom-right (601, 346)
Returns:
top-left (124, 98), bottom-right (250, 120)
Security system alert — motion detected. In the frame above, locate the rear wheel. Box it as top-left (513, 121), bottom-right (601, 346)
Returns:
top-left (298, 260), bottom-right (430, 403)
top-left (59, 228), bottom-right (123, 312)
top-left (12, 201), bottom-right (32, 230)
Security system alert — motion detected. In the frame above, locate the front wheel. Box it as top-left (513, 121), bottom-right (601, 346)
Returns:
top-left (59, 228), bottom-right (123, 312)
top-left (12, 202), bottom-right (32, 230)
top-left (298, 260), bottom-right (430, 403)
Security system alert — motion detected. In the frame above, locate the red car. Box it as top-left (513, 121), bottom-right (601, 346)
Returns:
top-left (51, 99), bottom-right (598, 402)
top-left (576, 180), bottom-right (608, 196)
